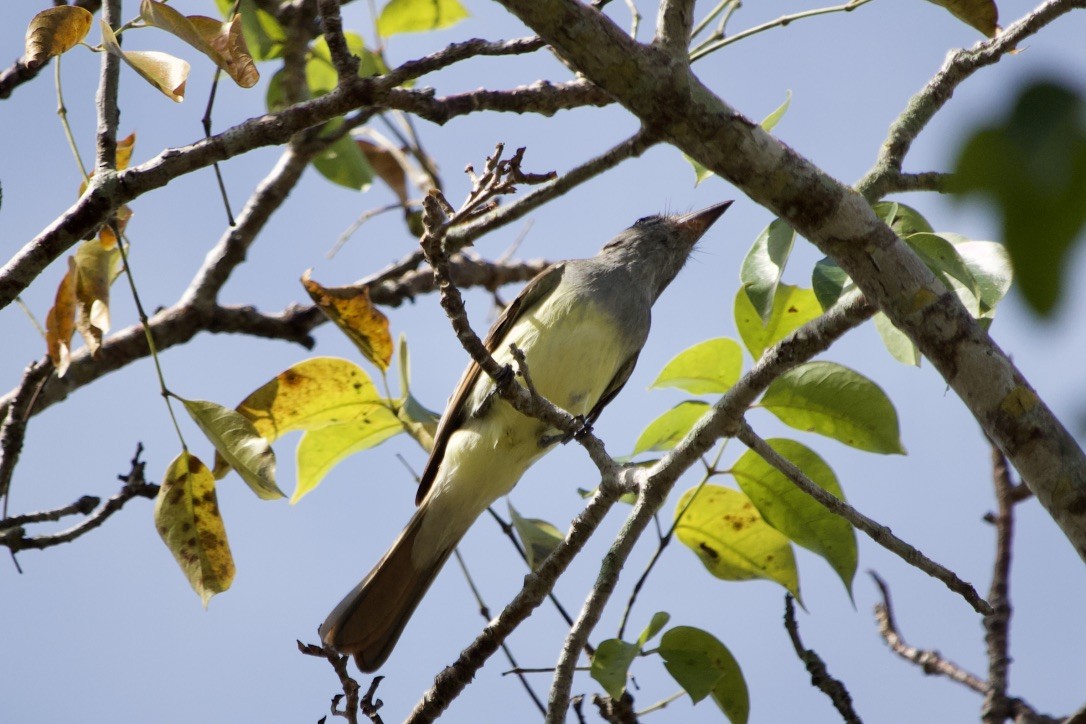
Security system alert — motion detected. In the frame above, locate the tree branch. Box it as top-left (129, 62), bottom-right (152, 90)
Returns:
top-left (737, 421), bottom-right (991, 615)
top-left (494, 0), bottom-right (1086, 565)
top-left (784, 595), bottom-right (861, 723)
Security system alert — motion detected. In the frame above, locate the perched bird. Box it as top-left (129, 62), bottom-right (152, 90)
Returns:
top-left (320, 201), bottom-right (732, 672)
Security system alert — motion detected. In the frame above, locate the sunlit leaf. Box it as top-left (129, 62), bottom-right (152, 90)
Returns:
top-left (740, 219), bottom-right (797, 323)
top-left (141, 1), bottom-right (258, 88)
top-left (632, 401), bottom-right (711, 456)
top-left (24, 6), bottom-right (93, 68)
top-left (302, 271), bottom-right (391, 367)
top-left (100, 20), bottom-right (190, 102)
top-left (45, 263), bottom-right (77, 376)
top-left (214, 357), bottom-right (397, 476)
top-left (735, 284), bottom-right (821, 360)
top-left (71, 238), bottom-right (123, 357)
top-left (508, 502), bottom-right (564, 571)
top-left (731, 439), bottom-right (857, 595)
top-left (294, 413), bottom-right (402, 503)
top-left (182, 398), bottom-right (282, 500)
top-left (873, 312), bottom-right (920, 366)
top-left (377, 0), bottom-right (470, 37)
top-left (591, 638), bottom-right (640, 700)
top-left (659, 626), bottom-right (749, 723)
top-left (760, 90), bottom-right (792, 132)
top-left (155, 451), bottom-right (235, 607)
top-left (954, 240), bottom-right (1013, 316)
top-left (396, 334), bottom-right (440, 452)
top-left (651, 338), bottom-right (742, 395)
top-left (215, 0), bottom-right (285, 61)
top-left (925, 0), bottom-right (998, 36)
top-left (760, 361), bottom-right (905, 454)
top-left (905, 232), bottom-right (980, 314)
top-left (638, 612), bottom-right (670, 648)
top-left (873, 200), bottom-right (933, 237)
top-left (675, 485), bottom-right (799, 597)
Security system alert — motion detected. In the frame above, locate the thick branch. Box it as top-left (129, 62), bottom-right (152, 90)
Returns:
top-left (494, 0), bottom-right (1086, 563)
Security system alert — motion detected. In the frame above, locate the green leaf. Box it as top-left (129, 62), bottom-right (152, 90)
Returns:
top-left (377, 0), bottom-right (469, 37)
top-left (942, 237), bottom-right (1014, 317)
top-left (591, 639), bottom-right (640, 699)
top-left (731, 439), bottom-right (858, 595)
top-left (651, 338), bottom-right (743, 395)
top-left (508, 502), bottom-right (564, 571)
top-left (760, 361), bottom-right (905, 454)
top-left (658, 626), bottom-right (749, 723)
top-left (811, 257), bottom-right (853, 311)
top-left (674, 485), bottom-right (799, 597)
top-left (873, 312), bottom-right (920, 366)
top-left (155, 451), bottom-right (235, 607)
top-left (215, 0), bottom-right (285, 60)
top-left (905, 232), bottom-right (980, 314)
top-left (873, 200), bottom-right (934, 237)
top-left (181, 398), bottom-right (283, 500)
top-left (740, 219), bottom-right (797, 323)
top-left (637, 612), bottom-right (671, 648)
top-left (632, 401), bottom-right (711, 456)
top-left (759, 90), bottom-right (792, 132)
top-left (952, 80), bottom-right (1086, 316)
top-left (396, 334), bottom-right (440, 453)
top-left (312, 121), bottom-right (374, 190)
top-left (734, 284), bottom-right (821, 360)
top-left (294, 415), bottom-right (402, 503)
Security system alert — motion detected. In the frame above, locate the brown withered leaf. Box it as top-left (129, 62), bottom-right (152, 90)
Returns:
top-left (24, 6), bottom-right (93, 69)
top-left (140, 0), bottom-right (259, 88)
top-left (45, 262), bottom-right (78, 377)
top-left (101, 20), bottom-right (190, 102)
top-left (357, 139), bottom-right (409, 204)
top-left (301, 270), bottom-right (393, 371)
top-left (925, 0), bottom-right (999, 36)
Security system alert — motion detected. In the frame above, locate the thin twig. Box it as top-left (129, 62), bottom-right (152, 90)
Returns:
top-left (0, 361), bottom-right (52, 517)
top-left (738, 421), bottom-right (992, 615)
top-left (784, 595), bottom-right (862, 723)
top-left (871, 572), bottom-right (988, 693)
top-left (453, 549), bottom-right (548, 717)
top-left (982, 444), bottom-right (1015, 723)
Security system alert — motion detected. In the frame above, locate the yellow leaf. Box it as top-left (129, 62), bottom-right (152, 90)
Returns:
top-left (71, 238), bottom-right (123, 357)
top-left (115, 132), bottom-right (136, 170)
top-left (301, 270), bottom-right (393, 370)
top-left (100, 20), bottom-right (190, 102)
top-left (24, 6), bottom-right (93, 68)
top-left (213, 357), bottom-right (397, 476)
top-left (293, 415), bottom-right (402, 503)
top-left (45, 263), bottom-right (78, 377)
top-left (155, 451), bottom-right (235, 607)
top-left (181, 398), bottom-right (283, 500)
top-left (926, 0), bottom-right (999, 36)
top-left (140, 1), bottom-right (259, 88)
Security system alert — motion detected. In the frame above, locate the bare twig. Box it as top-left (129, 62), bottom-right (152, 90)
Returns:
top-left (96, 0), bottom-right (122, 175)
top-left (982, 445), bottom-right (1015, 723)
top-left (297, 641), bottom-right (364, 724)
top-left (784, 595), bottom-right (861, 723)
top-left (317, 0), bottom-right (361, 80)
top-left (0, 445), bottom-right (158, 555)
top-left (0, 361), bottom-right (52, 515)
top-left (738, 422), bottom-right (992, 616)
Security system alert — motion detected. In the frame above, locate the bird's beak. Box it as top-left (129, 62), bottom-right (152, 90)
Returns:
top-left (676, 201), bottom-right (733, 239)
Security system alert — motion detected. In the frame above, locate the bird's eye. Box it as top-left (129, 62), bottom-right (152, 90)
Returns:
top-left (633, 215), bottom-right (660, 227)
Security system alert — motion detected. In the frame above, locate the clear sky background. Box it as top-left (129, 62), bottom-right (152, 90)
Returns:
top-left (2, 0), bottom-right (1086, 722)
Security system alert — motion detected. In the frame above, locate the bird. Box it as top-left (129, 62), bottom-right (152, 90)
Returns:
top-left (320, 201), bottom-right (732, 672)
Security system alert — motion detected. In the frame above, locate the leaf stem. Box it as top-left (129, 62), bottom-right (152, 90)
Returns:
top-left (54, 56), bottom-right (89, 182)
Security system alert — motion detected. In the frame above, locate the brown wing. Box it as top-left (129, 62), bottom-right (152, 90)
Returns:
top-left (585, 350), bottom-right (641, 428)
top-left (415, 262), bottom-right (567, 505)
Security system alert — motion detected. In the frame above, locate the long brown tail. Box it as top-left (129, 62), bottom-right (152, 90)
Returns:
top-left (320, 505), bottom-right (454, 672)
